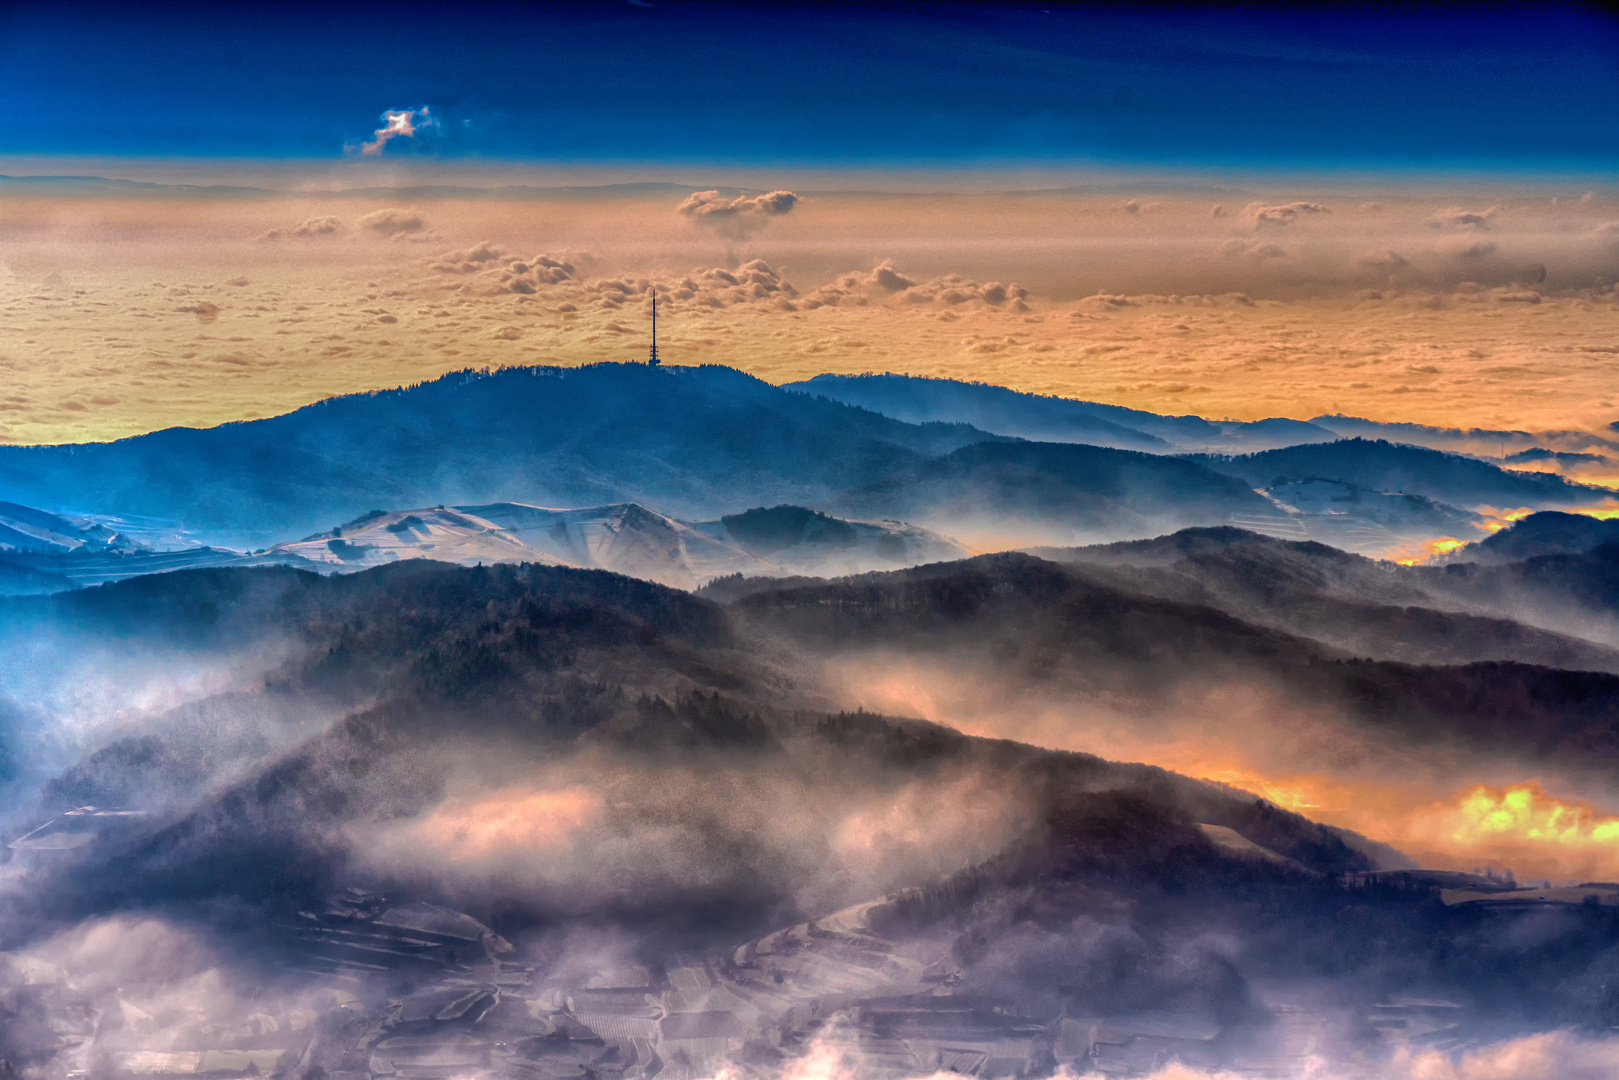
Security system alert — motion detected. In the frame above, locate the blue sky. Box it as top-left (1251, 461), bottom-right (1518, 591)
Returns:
top-left (2, 2), bottom-right (1617, 170)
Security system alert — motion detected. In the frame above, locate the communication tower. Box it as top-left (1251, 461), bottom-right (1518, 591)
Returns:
top-left (648, 287), bottom-right (661, 366)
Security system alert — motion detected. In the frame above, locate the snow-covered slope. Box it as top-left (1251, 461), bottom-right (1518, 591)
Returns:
top-left (270, 502), bottom-right (965, 589)
top-left (459, 502), bottom-right (770, 589)
top-left (271, 507), bottom-right (569, 573)
top-left (0, 501), bottom-right (141, 555)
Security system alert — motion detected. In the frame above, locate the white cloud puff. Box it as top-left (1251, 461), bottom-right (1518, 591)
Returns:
top-left (357, 108), bottom-right (439, 155)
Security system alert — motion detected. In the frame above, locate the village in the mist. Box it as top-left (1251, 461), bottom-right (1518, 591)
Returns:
top-left (5, 4), bottom-right (1619, 1080)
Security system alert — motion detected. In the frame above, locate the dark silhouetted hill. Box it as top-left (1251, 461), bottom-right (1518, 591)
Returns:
top-left (15, 557), bottom-right (1619, 1047)
top-left (728, 552), bottom-right (1619, 770)
top-left (1037, 526), bottom-right (1619, 673)
top-left (1450, 510), bottom-right (1619, 564)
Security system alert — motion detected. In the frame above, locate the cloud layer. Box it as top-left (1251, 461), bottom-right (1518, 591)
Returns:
top-left (2, 183), bottom-right (1618, 447)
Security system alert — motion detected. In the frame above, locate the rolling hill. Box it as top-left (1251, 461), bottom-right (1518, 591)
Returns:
top-left (0, 364), bottom-right (1000, 547)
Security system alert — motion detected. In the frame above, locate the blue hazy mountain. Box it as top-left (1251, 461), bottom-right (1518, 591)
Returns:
top-left (835, 440), bottom-right (1275, 545)
top-left (789, 372), bottom-right (1338, 453)
top-left (0, 365), bottom-right (1002, 548)
top-left (3, 365), bottom-right (1610, 561)
top-left (1190, 438), bottom-right (1615, 510)
top-left (0, 364), bottom-right (1280, 550)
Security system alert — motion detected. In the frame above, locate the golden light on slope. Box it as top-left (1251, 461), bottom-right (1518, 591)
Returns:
top-left (1213, 773), bottom-right (1619, 882)
top-left (1196, 770), bottom-right (1619, 881)
top-left (1416, 783), bottom-right (1619, 850)
top-left (1391, 536), bottom-right (1466, 566)
top-left (1476, 506), bottom-right (1535, 533)
top-left (831, 657), bottom-right (1619, 881)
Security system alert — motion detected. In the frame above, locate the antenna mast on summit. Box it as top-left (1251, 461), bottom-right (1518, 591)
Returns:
top-left (648, 286), bottom-right (660, 366)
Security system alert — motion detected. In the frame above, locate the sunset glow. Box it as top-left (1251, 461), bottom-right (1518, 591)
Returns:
top-left (6, 4), bottom-right (1619, 1073)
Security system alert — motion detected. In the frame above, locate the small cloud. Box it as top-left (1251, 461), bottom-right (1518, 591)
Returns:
top-left (1210, 204), bottom-right (1227, 218)
top-left (177, 301), bottom-right (220, 322)
top-left (259, 215), bottom-right (345, 241)
top-left (1116, 199), bottom-right (1162, 214)
top-left (802, 260), bottom-right (1024, 311)
top-left (1432, 205), bottom-right (1498, 229)
top-left (1248, 201), bottom-right (1330, 226)
top-left (358, 107), bottom-right (438, 155)
top-left (358, 208), bottom-right (425, 236)
top-left (676, 189), bottom-right (799, 241)
top-left (429, 242), bottom-right (507, 273)
top-left (868, 260), bottom-right (915, 293)
top-left (423, 244), bottom-right (579, 297)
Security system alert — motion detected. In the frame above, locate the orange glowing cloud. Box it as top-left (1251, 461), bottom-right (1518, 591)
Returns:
top-left (1411, 783), bottom-right (1619, 851)
top-left (399, 785), bottom-right (600, 861)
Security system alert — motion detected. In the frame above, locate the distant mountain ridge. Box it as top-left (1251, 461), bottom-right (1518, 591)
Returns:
top-left (3, 363), bottom-right (1612, 560)
top-left (789, 372), bottom-right (1339, 453)
top-left (791, 372), bottom-right (1619, 464)
top-left (836, 440), bottom-right (1274, 546)
top-left (1035, 525), bottom-right (1619, 673)
top-left (0, 175), bottom-right (728, 200)
top-left (1190, 438), bottom-right (1615, 510)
